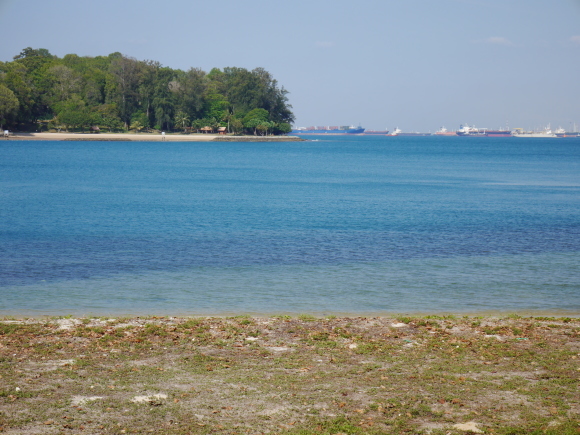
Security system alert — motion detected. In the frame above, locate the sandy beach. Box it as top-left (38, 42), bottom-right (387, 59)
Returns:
top-left (3, 132), bottom-right (303, 142)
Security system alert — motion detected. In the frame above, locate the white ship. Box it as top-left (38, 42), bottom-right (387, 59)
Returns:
top-left (456, 124), bottom-right (486, 136)
top-left (513, 125), bottom-right (557, 138)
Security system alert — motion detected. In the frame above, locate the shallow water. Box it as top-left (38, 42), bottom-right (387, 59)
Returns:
top-left (1, 136), bottom-right (579, 316)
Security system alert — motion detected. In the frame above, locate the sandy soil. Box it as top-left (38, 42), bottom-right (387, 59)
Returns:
top-left (5, 132), bottom-right (222, 142)
top-left (3, 132), bottom-right (303, 142)
top-left (0, 315), bottom-right (578, 434)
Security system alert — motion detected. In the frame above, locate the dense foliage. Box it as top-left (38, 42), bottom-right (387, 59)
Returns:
top-left (0, 48), bottom-right (294, 135)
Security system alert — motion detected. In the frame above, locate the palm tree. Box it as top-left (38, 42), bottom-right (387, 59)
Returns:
top-left (130, 120), bottom-right (143, 133)
top-left (174, 111), bottom-right (190, 133)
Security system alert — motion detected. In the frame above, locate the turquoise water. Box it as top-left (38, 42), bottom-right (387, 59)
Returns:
top-left (1, 136), bottom-right (579, 316)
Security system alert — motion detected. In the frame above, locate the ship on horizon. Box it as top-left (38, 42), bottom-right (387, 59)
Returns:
top-left (513, 126), bottom-right (557, 138)
top-left (554, 126), bottom-right (580, 138)
top-left (363, 129), bottom-right (390, 135)
top-left (434, 127), bottom-right (457, 136)
top-left (456, 124), bottom-right (512, 137)
top-left (388, 128), bottom-right (431, 136)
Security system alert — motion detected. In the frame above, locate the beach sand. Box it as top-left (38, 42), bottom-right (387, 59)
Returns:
top-left (3, 132), bottom-right (302, 142)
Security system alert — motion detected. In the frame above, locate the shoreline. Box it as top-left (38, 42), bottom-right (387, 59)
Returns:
top-left (2, 309), bottom-right (579, 320)
top-left (2, 132), bottom-right (304, 142)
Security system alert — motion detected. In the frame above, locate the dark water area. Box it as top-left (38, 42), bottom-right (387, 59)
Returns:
top-left (1, 136), bottom-right (579, 316)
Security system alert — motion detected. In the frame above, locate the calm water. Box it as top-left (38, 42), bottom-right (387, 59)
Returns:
top-left (1, 136), bottom-right (579, 316)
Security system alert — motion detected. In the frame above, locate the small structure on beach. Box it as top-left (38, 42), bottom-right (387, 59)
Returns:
top-left (201, 126), bottom-right (214, 134)
top-left (218, 127), bottom-right (227, 135)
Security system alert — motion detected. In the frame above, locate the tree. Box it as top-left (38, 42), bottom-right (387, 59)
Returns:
top-left (242, 108), bottom-right (269, 124)
top-left (0, 84), bottom-right (19, 129)
top-left (251, 67), bottom-right (293, 124)
top-left (174, 110), bottom-right (190, 132)
top-left (55, 96), bottom-right (92, 131)
top-left (151, 67), bottom-right (175, 131)
top-left (191, 118), bottom-right (206, 133)
top-left (172, 67), bottom-right (206, 120)
top-left (13, 47), bottom-right (53, 62)
top-left (47, 65), bottom-right (82, 103)
top-left (130, 120), bottom-right (144, 133)
top-left (242, 108), bottom-right (270, 135)
top-left (2, 62), bottom-right (38, 128)
top-left (107, 55), bottom-right (141, 129)
top-left (130, 111), bottom-right (149, 132)
top-left (203, 92), bottom-right (229, 125)
top-left (138, 60), bottom-right (161, 125)
top-left (229, 117), bottom-right (244, 135)
top-left (274, 122), bottom-right (292, 135)
top-left (94, 104), bottom-right (123, 132)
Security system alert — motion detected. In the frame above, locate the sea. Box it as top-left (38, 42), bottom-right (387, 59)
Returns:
top-left (1, 136), bottom-right (579, 317)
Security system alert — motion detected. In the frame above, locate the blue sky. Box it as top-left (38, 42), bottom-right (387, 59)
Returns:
top-left (1, 0), bottom-right (579, 131)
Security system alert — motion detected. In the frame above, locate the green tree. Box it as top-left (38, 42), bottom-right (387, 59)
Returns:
top-left (229, 117), bottom-right (244, 135)
top-left (46, 64), bottom-right (82, 103)
top-left (138, 60), bottom-right (161, 125)
top-left (1, 62), bottom-right (36, 128)
top-left (172, 67), bottom-right (206, 120)
top-left (94, 104), bottom-right (123, 132)
top-left (242, 108), bottom-right (269, 135)
top-left (191, 118), bottom-right (206, 133)
top-left (130, 120), bottom-right (144, 133)
top-left (250, 67), bottom-right (293, 124)
top-left (107, 54), bottom-right (141, 129)
top-left (203, 93), bottom-right (229, 124)
top-left (243, 108), bottom-right (268, 121)
top-left (151, 67), bottom-right (175, 131)
top-left (174, 110), bottom-right (190, 132)
top-left (130, 111), bottom-right (149, 132)
top-left (0, 84), bottom-right (19, 129)
top-left (274, 122), bottom-right (292, 135)
top-left (56, 96), bottom-right (93, 131)
top-left (11, 47), bottom-right (56, 124)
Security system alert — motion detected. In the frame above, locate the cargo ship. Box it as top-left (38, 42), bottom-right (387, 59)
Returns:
top-left (485, 130), bottom-right (512, 137)
top-left (512, 127), bottom-right (557, 138)
top-left (456, 125), bottom-right (487, 136)
top-left (555, 127), bottom-right (580, 138)
top-left (396, 132), bottom-right (432, 136)
top-left (363, 129), bottom-right (390, 135)
top-left (291, 125), bottom-right (365, 135)
top-left (456, 125), bottom-right (512, 137)
top-left (434, 127), bottom-right (457, 136)
top-left (388, 128), bottom-right (430, 136)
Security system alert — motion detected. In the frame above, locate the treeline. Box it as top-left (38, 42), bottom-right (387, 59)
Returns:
top-left (0, 48), bottom-right (294, 135)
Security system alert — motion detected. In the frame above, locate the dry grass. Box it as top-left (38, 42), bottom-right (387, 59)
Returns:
top-left (0, 315), bottom-right (579, 434)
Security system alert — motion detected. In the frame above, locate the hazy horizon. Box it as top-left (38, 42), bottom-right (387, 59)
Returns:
top-left (1, 0), bottom-right (578, 132)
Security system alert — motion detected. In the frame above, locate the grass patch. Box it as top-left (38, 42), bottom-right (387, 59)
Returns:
top-left (0, 315), bottom-right (578, 434)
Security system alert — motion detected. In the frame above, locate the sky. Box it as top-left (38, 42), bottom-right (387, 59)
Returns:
top-left (1, 0), bottom-right (579, 132)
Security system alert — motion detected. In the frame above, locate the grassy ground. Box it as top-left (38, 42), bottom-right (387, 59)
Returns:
top-left (0, 315), bottom-right (578, 434)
